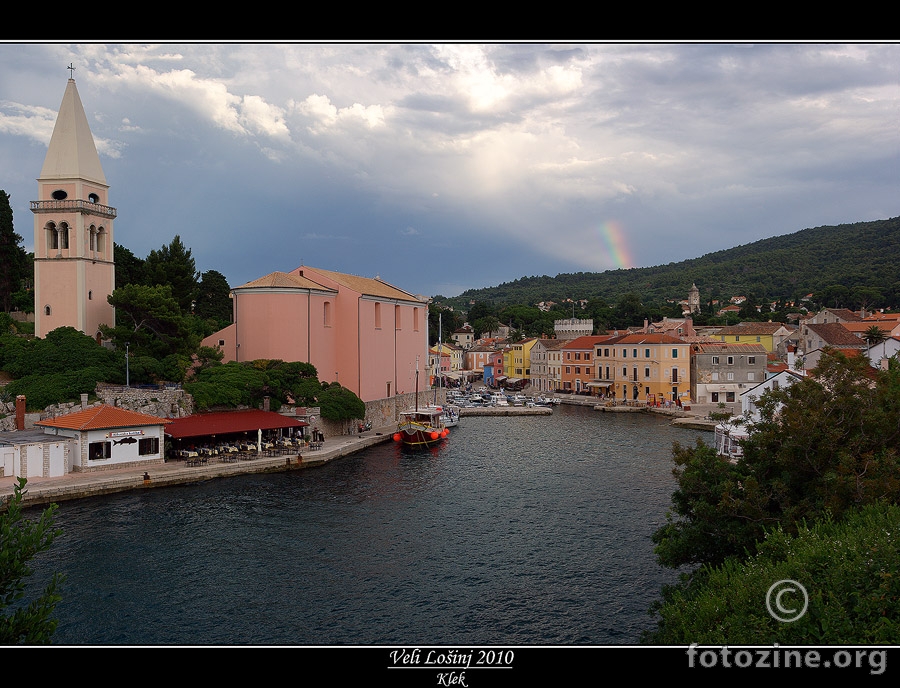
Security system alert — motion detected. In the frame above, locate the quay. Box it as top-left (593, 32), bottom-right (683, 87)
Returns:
top-left (1, 401), bottom-right (715, 508)
top-left (0, 427), bottom-right (397, 508)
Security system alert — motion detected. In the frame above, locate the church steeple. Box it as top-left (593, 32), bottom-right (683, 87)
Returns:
top-left (40, 76), bottom-right (107, 185)
top-left (32, 70), bottom-right (116, 340)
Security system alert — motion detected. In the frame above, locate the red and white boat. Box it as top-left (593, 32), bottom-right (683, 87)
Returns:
top-left (393, 355), bottom-right (450, 447)
top-left (394, 406), bottom-right (449, 447)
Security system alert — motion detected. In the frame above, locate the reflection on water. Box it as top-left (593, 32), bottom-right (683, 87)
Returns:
top-left (34, 405), bottom-right (711, 645)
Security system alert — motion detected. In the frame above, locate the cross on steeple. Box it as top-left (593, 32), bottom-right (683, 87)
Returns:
top-left (67, 63), bottom-right (75, 79)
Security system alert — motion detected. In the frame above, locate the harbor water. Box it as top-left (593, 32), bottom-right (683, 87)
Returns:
top-left (31, 405), bottom-right (712, 645)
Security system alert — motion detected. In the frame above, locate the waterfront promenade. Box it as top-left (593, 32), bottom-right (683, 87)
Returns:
top-left (1, 400), bottom-right (717, 508)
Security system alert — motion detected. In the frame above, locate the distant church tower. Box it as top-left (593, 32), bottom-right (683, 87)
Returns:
top-left (32, 69), bottom-right (115, 340)
top-left (688, 283), bottom-right (700, 314)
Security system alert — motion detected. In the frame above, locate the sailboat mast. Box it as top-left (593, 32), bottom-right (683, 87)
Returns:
top-left (415, 355), bottom-right (420, 412)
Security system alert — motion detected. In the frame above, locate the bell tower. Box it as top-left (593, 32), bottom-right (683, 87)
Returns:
top-left (32, 67), bottom-right (116, 340)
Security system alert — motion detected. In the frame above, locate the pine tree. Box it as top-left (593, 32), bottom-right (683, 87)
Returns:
top-left (0, 190), bottom-right (27, 312)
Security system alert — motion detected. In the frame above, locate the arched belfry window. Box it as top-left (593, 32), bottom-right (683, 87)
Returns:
top-left (89, 226), bottom-right (97, 252)
top-left (324, 301), bottom-right (332, 327)
top-left (374, 302), bottom-right (382, 329)
top-left (47, 222), bottom-right (58, 251)
top-left (58, 223), bottom-right (69, 250)
top-left (44, 305), bottom-right (51, 316)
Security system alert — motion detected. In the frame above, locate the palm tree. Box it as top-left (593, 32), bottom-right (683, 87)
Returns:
top-left (863, 324), bottom-right (888, 361)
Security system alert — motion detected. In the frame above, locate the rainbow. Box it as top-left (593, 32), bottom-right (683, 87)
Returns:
top-left (598, 220), bottom-right (633, 269)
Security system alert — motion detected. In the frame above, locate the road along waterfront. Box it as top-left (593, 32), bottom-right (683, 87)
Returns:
top-left (25, 404), bottom-right (713, 645)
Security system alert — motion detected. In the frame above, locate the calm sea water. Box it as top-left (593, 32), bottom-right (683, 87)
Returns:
top-left (31, 405), bottom-right (711, 646)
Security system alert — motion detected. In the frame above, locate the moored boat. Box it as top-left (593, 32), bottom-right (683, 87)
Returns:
top-left (394, 406), bottom-right (449, 447)
top-left (393, 355), bottom-right (450, 447)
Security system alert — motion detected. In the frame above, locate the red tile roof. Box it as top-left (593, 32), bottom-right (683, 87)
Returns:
top-left (165, 409), bottom-right (308, 440)
top-left (36, 405), bottom-right (171, 431)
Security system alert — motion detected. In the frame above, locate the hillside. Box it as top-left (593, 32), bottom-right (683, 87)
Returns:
top-left (442, 216), bottom-right (900, 310)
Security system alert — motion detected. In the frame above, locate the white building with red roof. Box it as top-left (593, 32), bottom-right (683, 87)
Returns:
top-left (33, 404), bottom-right (170, 475)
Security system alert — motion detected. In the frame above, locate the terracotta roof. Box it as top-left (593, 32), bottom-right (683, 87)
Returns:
top-left (36, 405), bottom-right (170, 431)
top-left (717, 322), bottom-right (792, 335)
top-left (804, 322), bottom-right (867, 347)
top-left (691, 342), bottom-right (767, 354)
top-left (234, 271), bottom-right (335, 291)
top-left (563, 335), bottom-right (615, 349)
top-left (165, 409), bottom-right (308, 440)
top-left (604, 333), bottom-right (686, 345)
top-left (298, 267), bottom-right (423, 302)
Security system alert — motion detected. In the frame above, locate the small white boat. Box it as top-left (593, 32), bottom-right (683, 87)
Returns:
top-left (489, 391), bottom-right (509, 406)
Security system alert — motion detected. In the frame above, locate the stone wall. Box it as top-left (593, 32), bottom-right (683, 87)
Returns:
top-left (94, 383), bottom-right (195, 419)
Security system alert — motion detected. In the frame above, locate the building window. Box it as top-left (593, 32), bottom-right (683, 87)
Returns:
top-left (712, 372), bottom-right (719, 381)
top-left (623, 350), bottom-right (627, 358)
top-left (324, 301), bottom-right (332, 327)
top-left (218, 339), bottom-right (225, 347)
top-left (566, 366), bottom-right (571, 374)
top-left (735, 335), bottom-right (740, 341)
top-left (88, 290), bottom-right (92, 300)
top-left (756, 336), bottom-right (761, 342)
top-left (139, 437), bottom-right (159, 456)
top-left (633, 349), bottom-right (638, 358)
top-left (622, 367), bottom-right (627, 377)
top-left (394, 305), bottom-right (400, 329)
top-left (748, 356), bottom-right (756, 365)
top-left (711, 356), bottom-right (719, 365)
top-left (727, 372), bottom-right (734, 380)
top-left (711, 392), bottom-right (719, 402)
top-left (726, 392), bottom-right (736, 402)
top-left (644, 367), bottom-right (650, 378)
top-left (604, 348), bottom-right (609, 357)
top-left (748, 372), bottom-right (756, 381)
top-left (727, 356), bottom-right (734, 365)
top-left (88, 441), bottom-right (111, 461)
top-left (575, 352), bottom-right (581, 360)
top-left (44, 305), bottom-right (51, 316)
top-left (575, 366), bottom-right (581, 374)
top-left (645, 349), bottom-right (650, 358)
top-left (374, 302), bottom-right (381, 329)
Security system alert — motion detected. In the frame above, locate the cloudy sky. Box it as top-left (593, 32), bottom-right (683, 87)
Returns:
top-left (1, 42), bottom-right (897, 299)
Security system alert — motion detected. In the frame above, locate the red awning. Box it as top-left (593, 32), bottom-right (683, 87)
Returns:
top-left (165, 409), bottom-right (308, 440)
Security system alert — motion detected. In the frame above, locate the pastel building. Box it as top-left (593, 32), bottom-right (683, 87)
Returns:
top-left (593, 334), bottom-right (691, 402)
top-left (202, 267), bottom-right (429, 402)
top-left (32, 75), bottom-right (116, 340)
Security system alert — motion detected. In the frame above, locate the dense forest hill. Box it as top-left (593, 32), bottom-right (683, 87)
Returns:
top-left (441, 216), bottom-right (900, 311)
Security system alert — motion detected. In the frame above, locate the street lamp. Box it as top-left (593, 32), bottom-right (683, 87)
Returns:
top-left (125, 342), bottom-right (130, 388)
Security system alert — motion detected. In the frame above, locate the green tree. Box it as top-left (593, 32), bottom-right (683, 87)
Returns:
top-left (113, 243), bottom-right (146, 290)
top-left (0, 190), bottom-right (28, 313)
top-left (194, 270), bottom-right (232, 328)
top-left (1, 478), bottom-right (65, 644)
top-left (652, 350), bottom-right (900, 572)
top-left (645, 503), bottom-right (900, 645)
top-left (318, 383), bottom-right (365, 422)
top-left (143, 235), bottom-right (199, 313)
top-left (101, 284), bottom-right (200, 360)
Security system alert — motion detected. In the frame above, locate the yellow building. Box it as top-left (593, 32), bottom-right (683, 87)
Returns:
top-left (593, 334), bottom-right (691, 403)
top-left (715, 322), bottom-right (794, 353)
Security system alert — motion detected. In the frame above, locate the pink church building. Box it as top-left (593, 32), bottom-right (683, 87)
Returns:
top-left (203, 267), bottom-right (430, 402)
